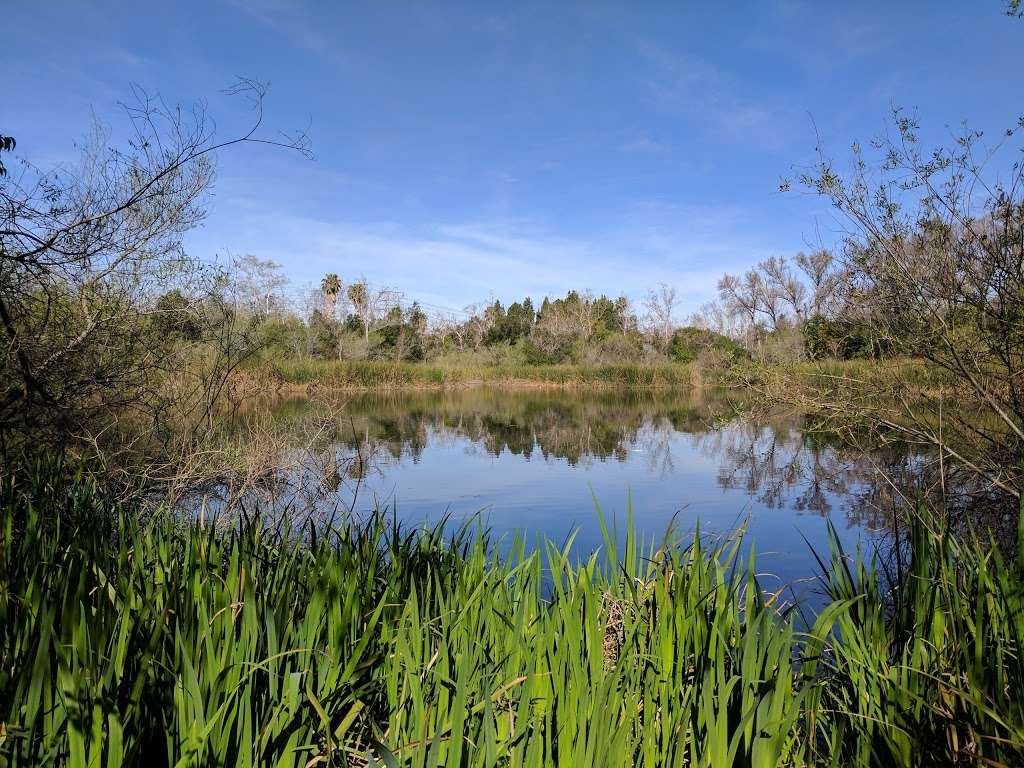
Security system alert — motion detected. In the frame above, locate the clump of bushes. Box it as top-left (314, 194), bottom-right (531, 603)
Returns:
top-left (803, 316), bottom-right (888, 360)
top-left (669, 326), bottom-right (748, 365)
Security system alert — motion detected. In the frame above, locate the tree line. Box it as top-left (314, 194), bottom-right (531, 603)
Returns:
top-left (4, 79), bottom-right (1024, 505)
top-left (200, 264), bottom-right (747, 367)
top-left (200, 229), bottom-right (898, 371)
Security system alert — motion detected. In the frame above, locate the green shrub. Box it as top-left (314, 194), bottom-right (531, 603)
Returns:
top-left (803, 316), bottom-right (888, 360)
top-left (669, 326), bottom-right (747, 364)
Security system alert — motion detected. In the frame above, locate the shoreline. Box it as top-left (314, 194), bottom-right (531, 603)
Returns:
top-left (229, 357), bottom-right (937, 400)
top-left (230, 359), bottom-right (707, 397)
top-left (259, 377), bottom-right (702, 395)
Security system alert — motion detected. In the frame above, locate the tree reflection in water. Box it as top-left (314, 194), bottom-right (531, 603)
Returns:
top-left (232, 386), bottom-right (1007, 545)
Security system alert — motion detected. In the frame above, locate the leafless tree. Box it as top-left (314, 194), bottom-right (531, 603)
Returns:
top-left (230, 254), bottom-right (289, 316)
top-left (643, 282), bottom-right (678, 342)
top-left (761, 256), bottom-right (808, 322)
top-left (0, 79), bottom-right (310, 465)
top-left (569, 290), bottom-right (599, 340)
top-left (715, 252), bottom-right (845, 354)
top-left (614, 294), bottom-right (637, 333)
top-left (794, 249), bottom-right (844, 318)
top-left (690, 300), bottom-right (745, 338)
top-left (435, 312), bottom-right (468, 352)
top-left (751, 269), bottom-right (785, 329)
top-left (462, 302), bottom-right (494, 352)
top-left (717, 273), bottom-right (763, 342)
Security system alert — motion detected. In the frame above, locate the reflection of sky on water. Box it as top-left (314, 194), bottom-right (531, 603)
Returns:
top-left (343, 426), bottom-right (869, 596)
top-left (257, 388), bottom-right (919, 602)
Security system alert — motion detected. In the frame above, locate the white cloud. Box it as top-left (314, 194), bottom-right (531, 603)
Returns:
top-left (186, 206), bottom-right (779, 316)
top-left (635, 40), bottom-right (785, 145)
top-left (222, 0), bottom-right (329, 54)
top-left (620, 134), bottom-right (669, 154)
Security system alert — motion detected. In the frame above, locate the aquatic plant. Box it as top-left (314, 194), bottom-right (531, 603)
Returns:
top-left (1, 459), bottom-right (1022, 766)
top-left (247, 359), bottom-right (699, 391)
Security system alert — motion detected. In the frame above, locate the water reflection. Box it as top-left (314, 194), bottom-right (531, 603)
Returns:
top-left (309, 388), bottom-right (727, 469)
top-left (249, 388), bottom-right (938, 536)
top-left (699, 420), bottom-right (905, 524)
top-left (211, 386), bottom-right (998, 598)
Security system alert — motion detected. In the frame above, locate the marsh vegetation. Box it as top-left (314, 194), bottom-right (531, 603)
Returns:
top-left (3, 8), bottom-right (1024, 765)
top-left (4, 458), bottom-right (1024, 766)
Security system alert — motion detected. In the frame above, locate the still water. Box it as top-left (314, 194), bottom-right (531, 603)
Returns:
top-left (256, 387), bottom-right (917, 597)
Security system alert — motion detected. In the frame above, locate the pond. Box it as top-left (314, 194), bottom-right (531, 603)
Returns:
top-left (248, 386), bottom-right (923, 601)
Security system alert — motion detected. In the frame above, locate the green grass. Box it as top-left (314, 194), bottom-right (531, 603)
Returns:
top-left (246, 356), bottom-right (947, 396)
top-left (248, 358), bottom-right (698, 390)
top-left (740, 357), bottom-right (952, 392)
top-left (2, 459), bottom-right (1024, 766)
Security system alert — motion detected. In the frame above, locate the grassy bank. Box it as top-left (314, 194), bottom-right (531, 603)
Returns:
top-left (3, 461), bottom-right (1023, 765)
top-left (241, 358), bottom-right (701, 392)
top-left (743, 357), bottom-right (951, 392)
top-left (235, 357), bottom-right (948, 398)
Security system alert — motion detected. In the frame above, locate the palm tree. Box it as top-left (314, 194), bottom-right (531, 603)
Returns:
top-left (347, 281), bottom-right (370, 343)
top-left (320, 273), bottom-right (341, 319)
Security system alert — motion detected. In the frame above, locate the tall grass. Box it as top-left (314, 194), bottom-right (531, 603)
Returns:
top-left (803, 517), bottom-right (1024, 765)
top-left (245, 359), bottom-right (698, 391)
top-left (746, 357), bottom-right (951, 392)
top-left (2, 459), bottom-right (1023, 766)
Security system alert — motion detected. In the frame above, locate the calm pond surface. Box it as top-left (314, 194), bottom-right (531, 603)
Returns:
top-left (256, 387), bottom-right (922, 598)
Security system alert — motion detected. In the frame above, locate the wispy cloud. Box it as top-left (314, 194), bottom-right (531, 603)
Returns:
top-left (635, 40), bottom-right (780, 143)
top-left (187, 205), bottom-right (777, 315)
top-left (620, 134), bottom-right (669, 154)
top-left (222, 0), bottom-right (328, 53)
top-left (103, 49), bottom-right (151, 70)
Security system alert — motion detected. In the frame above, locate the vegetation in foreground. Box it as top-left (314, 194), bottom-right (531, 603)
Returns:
top-left (3, 460), bottom-right (1023, 767)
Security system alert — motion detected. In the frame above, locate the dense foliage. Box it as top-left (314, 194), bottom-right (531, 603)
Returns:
top-left (668, 327), bottom-right (748, 365)
top-left (2, 459), bottom-right (1023, 766)
top-left (802, 317), bottom-right (885, 361)
top-left (233, 285), bottom-right (656, 367)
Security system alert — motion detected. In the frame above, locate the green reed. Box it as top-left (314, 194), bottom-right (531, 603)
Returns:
top-left (2, 459), bottom-right (1023, 766)
top-left (254, 359), bottom-right (696, 390)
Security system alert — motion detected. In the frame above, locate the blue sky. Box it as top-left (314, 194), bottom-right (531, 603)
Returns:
top-left (6, 2), bottom-right (1023, 316)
